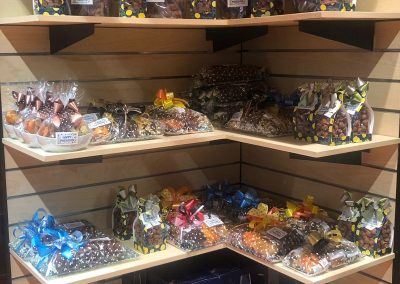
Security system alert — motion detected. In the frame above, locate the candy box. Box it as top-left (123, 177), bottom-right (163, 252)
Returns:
top-left (112, 185), bottom-right (138, 240)
top-left (120, 0), bottom-right (146, 18)
top-left (33, 0), bottom-right (70, 15)
top-left (250, 0), bottom-right (284, 17)
top-left (313, 85), bottom-right (351, 146)
top-left (133, 195), bottom-right (168, 254)
top-left (345, 78), bottom-right (374, 143)
top-left (292, 0), bottom-right (356, 12)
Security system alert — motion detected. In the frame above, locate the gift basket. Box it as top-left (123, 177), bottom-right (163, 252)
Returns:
top-left (36, 82), bottom-right (92, 152)
top-left (112, 185), bottom-right (139, 240)
top-left (167, 199), bottom-right (228, 251)
top-left (292, 0), bottom-right (356, 12)
top-left (250, 0), bottom-right (284, 17)
top-left (146, 89), bottom-right (214, 135)
top-left (133, 195), bottom-right (169, 254)
top-left (345, 78), bottom-right (374, 143)
top-left (86, 102), bottom-right (163, 144)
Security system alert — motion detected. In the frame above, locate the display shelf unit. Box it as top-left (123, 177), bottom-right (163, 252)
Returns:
top-left (10, 243), bottom-right (395, 284)
top-left (3, 132), bottom-right (400, 162)
top-left (1, 12), bottom-right (400, 28)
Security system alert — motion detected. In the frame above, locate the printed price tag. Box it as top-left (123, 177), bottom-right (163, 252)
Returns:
top-left (228, 0), bottom-right (248, 7)
top-left (88, 118), bottom-right (111, 129)
top-left (56, 132), bottom-right (78, 145)
top-left (71, 0), bottom-right (94, 4)
top-left (203, 214), bottom-right (224, 228)
top-left (63, 221), bottom-right (85, 230)
top-left (266, 227), bottom-right (288, 240)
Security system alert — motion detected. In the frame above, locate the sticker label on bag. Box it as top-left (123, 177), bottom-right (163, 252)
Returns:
top-left (71, 0), bottom-right (94, 5)
top-left (203, 214), bottom-right (224, 227)
top-left (56, 132), bottom-right (78, 145)
top-left (63, 221), bottom-right (85, 229)
top-left (88, 118), bottom-right (111, 129)
top-left (83, 113), bottom-right (99, 124)
top-left (319, 258), bottom-right (330, 269)
top-left (266, 227), bottom-right (288, 239)
top-left (228, 0), bottom-right (248, 7)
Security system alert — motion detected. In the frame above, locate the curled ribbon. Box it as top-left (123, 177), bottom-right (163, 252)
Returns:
top-left (285, 195), bottom-right (321, 219)
top-left (154, 89), bottom-right (188, 109)
top-left (247, 203), bottom-right (280, 231)
top-left (167, 199), bottom-right (204, 228)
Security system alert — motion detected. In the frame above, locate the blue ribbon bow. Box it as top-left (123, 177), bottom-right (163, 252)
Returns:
top-left (225, 189), bottom-right (259, 209)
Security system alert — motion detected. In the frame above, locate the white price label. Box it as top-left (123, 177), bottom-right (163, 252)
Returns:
top-left (63, 221), bottom-right (85, 230)
top-left (71, 0), bottom-right (94, 5)
top-left (228, 0), bottom-right (248, 7)
top-left (203, 214), bottom-right (224, 228)
top-left (56, 132), bottom-right (78, 145)
top-left (266, 227), bottom-right (288, 240)
top-left (88, 118), bottom-right (111, 129)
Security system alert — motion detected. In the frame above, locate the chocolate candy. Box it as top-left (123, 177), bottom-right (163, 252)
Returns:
top-left (292, 0), bottom-right (356, 12)
top-left (191, 0), bottom-right (217, 19)
top-left (217, 0), bottom-right (249, 19)
top-left (33, 0), bottom-right (69, 15)
top-left (120, 0), bottom-right (146, 17)
top-left (357, 220), bottom-right (392, 256)
top-left (250, 0), bottom-right (284, 17)
top-left (352, 106), bottom-right (369, 136)
top-left (69, 0), bottom-right (113, 16)
top-left (283, 246), bottom-right (330, 276)
top-left (147, 0), bottom-right (187, 18)
top-left (58, 220), bottom-right (97, 240)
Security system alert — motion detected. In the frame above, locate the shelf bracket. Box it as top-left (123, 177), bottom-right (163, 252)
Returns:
top-left (299, 20), bottom-right (375, 50)
top-left (60, 155), bottom-right (103, 165)
top-left (289, 151), bottom-right (363, 165)
top-left (206, 26), bottom-right (268, 52)
top-left (49, 24), bottom-right (95, 54)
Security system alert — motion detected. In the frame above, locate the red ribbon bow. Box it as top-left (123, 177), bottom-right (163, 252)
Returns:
top-left (167, 199), bottom-right (204, 228)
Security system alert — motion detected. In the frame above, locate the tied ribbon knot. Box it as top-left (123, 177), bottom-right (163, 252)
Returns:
top-left (154, 89), bottom-right (188, 109)
top-left (247, 203), bottom-right (280, 231)
top-left (285, 195), bottom-right (321, 219)
top-left (225, 189), bottom-right (259, 209)
top-left (116, 185), bottom-right (138, 213)
top-left (167, 199), bottom-right (204, 228)
top-left (138, 195), bottom-right (162, 226)
top-left (346, 78), bottom-right (369, 104)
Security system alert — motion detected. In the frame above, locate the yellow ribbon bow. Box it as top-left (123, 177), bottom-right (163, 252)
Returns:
top-left (154, 89), bottom-right (188, 109)
top-left (285, 195), bottom-right (321, 219)
top-left (247, 203), bottom-right (280, 231)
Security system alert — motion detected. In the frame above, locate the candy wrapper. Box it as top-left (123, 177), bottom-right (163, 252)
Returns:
top-left (36, 82), bottom-right (92, 152)
top-left (86, 103), bottom-right (163, 144)
top-left (120, 0), bottom-right (146, 17)
top-left (167, 199), bottom-right (227, 251)
top-left (292, 0), bottom-right (356, 12)
top-left (30, 230), bottom-right (139, 278)
top-left (191, 0), bottom-right (217, 19)
top-left (250, 0), bottom-right (284, 17)
top-left (10, 209), bottom-right (56, 261)
top-left (68, 0), bottom-right (115, 16)
top-left (33, 0), bottom-right (70, 15)
top-left (293, 83), bottom-right (320, 142)
top-left (355, 196), bottom-right (393, 257)
top-left (112, 185), bottom-right (138, 240)
top-left (313, 85), bottom-right (351, 146)
top-left (345, 78), bottom-right (374, 143)
top-left (147, 0), bottom-right (187, 18)
top-left (133, 195), bottom-right (168, 254)
top-left (147, 89), bottom-right (214, 135)
top-left (217, 0), bottom-right (249, 19)
top-left (225, 103), bottom-right (293, 138)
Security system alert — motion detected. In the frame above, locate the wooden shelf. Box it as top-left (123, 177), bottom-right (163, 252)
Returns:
top-left (227, 245), bottom-right (395, 284)
top-left (1, 12), bottom-right (400, 28)
top-left (3, 131), bottom-right (399, 162)
top-left (10, 243), bottom-right (394, 284)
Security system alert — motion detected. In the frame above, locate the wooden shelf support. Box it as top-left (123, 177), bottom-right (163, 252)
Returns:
top-left (49, 24), bottom-right (95, 54)
top-left (289, 150), bottom-right (364, 165)
top-left (299, 20), bottom-right (376, 50)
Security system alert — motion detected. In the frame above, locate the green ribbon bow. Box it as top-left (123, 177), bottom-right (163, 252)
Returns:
top-left (346, 78), bottom-right (369, 104)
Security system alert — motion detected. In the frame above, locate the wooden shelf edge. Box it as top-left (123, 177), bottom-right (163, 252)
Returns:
top-left (1, 12), bottom-right (400, 28)
top-left (11, 244), bottom-right (394, 284)
top-left (3, 132), bottom-right (399, 162)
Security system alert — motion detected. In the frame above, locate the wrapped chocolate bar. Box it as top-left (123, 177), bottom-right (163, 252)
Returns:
top-left (225, 103), bottom-right (293, 138)
top-left (292, 0), bottom-right (356, 12)
top-left (58, 220), bottom-right (97, 240)
top-left (147, 89), bottom-right (214, 135)
top-left (10, 209), bottom-right (56, 261)
top-left (293, 83), bottom-right (320, 142)
top-left (355, 196), bottom-right (393, 257)
top-left (120, 0), bottom-right (146, 17)
top-left (33, 0), bottom-right (70, 15)
top-left (68, 0), bottom-right (115, 16)
top-left (313, 84), bottom-right (351, 146)
top-left (133, 195), bottom-right (168, 254)
top-left (217, 0), bottom-right (249, 19)
top-left (36, 82), bottom-right (92, 152)
top-left (30, 230), bottom-right (139, 278)
top-left (250, 0), bottom-right (284, 17)
top-left (147, 0), bottom-right (187, 18)
top-left (112, 185), bottom-right (138, 240)
top-left (345, 78), bottom-right (374, 143)
top-left (190, 0), bottom-right (217, 19)
top-left (337, 191), bottom-right (359, 242)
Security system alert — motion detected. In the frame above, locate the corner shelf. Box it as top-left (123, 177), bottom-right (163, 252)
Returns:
top-left (3, 132), bottom-right (399, 162)
top-left (10, 243), bottom-right (394, 284)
